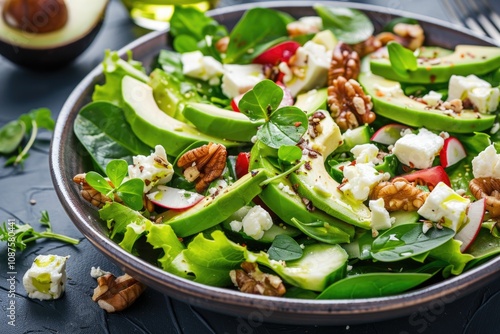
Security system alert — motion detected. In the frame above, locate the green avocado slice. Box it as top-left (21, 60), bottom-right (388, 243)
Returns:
top-left (162, 169), bottom-right (268, 237)
top-left (183, 102), bottom-right (263, 142)
top-left (370, 45), bottom-right (500, 84)
top-left (288, 110), bottom-right (372, 229)
top-left (121, 75), bottom-right (239, 157)
top-left (358, 70), bottom-right (496, 133)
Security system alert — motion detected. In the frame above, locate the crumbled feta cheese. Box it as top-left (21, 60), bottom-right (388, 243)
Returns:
top-left (472, 144), bottom-right (500, 178)
top-left (128, 145), bottom-right (174, 193)
top-left (447, 74), bottom-right (499, 113)
top-left (392, 128), bottom-right (444, 169)
top-left (351, 143), bottom-right (380, 164)
top-left (230, 205), bottom-right (273, 240)
top-left (181, 51), bottom-right (224, 83)
top-left (369, 198), bottom-right (395, 231)
top-left (90, 266), bottom-right (111, 279)
top-left (221, 64), bottom-right (265, 99)
top-left (340, 163), bottom-right (390, 201)
top-left (298, 16), bottom-right (323, 31)
top-left (285, 41), bottom-right (332, 96)
top-left (421, 90), bottom-right (442, 106)
top-left (278, 182), bottom-right (296, 196)
top-left (373, 83), bottom-right (404, 97)
top-left (23, 255), bottom-right (69, 300)
top-left (417, 182), bottom-right (470, 232)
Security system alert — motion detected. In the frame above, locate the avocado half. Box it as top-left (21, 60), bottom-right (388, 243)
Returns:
top-left (0, 0), bottom-right (108, 69)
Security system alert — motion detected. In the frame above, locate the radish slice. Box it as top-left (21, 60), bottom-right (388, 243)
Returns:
top-left (253, 41), bottom-right (301, 65)
top-left (231, 94), bottom-right (244, 112)
top-left (370, 123), bottom-right (412, 145)
top-left (455, 198), bottom-right (486, 252)
top-left (276, 81), bottom-right (294, 107)
top-left (147, 185), bottom-right (204, 210)
top-left (440, 137), bottom-right (467, 168)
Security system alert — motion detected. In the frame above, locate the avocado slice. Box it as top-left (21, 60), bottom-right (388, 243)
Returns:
top-left (249, 141), bottom-right (355, 243)
top-left (289, 110), bottom-right (372, 229)
top-left (121, 75), bottom-right (239, 157)
top-left (358, 69), bottom-right (496, 133)
top-left (370, 45), bottom-right (500, 84)
top-left (183, 102), bottom-right (264, 142)
top-left (161, 169), bottom-right (268, 237)
top-left (293, 88), bottom-right (328, 116)
top-left (0, 0), bottom-right (108, 68)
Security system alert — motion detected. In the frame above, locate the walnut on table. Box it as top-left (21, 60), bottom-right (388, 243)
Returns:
top-left (370, 177), bottom-right (429, 212)
top-left (92, 273), bottom-right (146, 313)
top-left (230, 262), bottom-right (286, 297)
top-left (469, 177), bottom-right (500, 218)
top-left (177, 142), bottom-right (227, 193)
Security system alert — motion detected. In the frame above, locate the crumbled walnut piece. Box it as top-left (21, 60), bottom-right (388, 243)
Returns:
top-left (327, 76), bottom-right (376, 131)
top-left (440, 99), bottom-right (463, 114)
top-left (177, 143), bottom-right (227, 193)
top-left (72, 173), bottom-right (120, 208)
top-left (215, 36), bottom-right (230, 53)
top-left (230, 262), bottom-right (286, 296)
top-left (92, 273), bottom-right (146, 313)
top-left (370, 177), bottom-right (429, 211)
top-left (393, 23), bottom-right (425, 50)
top-left (469, 177), bottom-right (500, 218)
top-left (328, 42), bottom-right (360, 83)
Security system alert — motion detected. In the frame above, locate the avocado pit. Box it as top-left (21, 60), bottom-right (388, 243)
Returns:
top-left (3, 0), bottom-right (68, 34)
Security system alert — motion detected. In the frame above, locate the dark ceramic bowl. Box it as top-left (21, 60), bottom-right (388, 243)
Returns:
top-left (50, 1), bottom-right (500, 325)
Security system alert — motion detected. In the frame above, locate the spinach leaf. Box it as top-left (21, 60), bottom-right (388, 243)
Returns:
top-left (74, 101), bottom-right (151, 172)
top-left (257, 106), bottom-right (308, 149)
top-left (387, 42), bottom-right (418, 79)
top-left (225, 8), bottom-right (289, 64)
top-left (317, 272), bottom-right (432, 299)
top-left (267, 234), bottom-right (303, 261)
top-left (465, 226), bottom-right (500, 270)
top-left (289, 218), bottom-right (352, 245)
top-left (371, 223), bottom-right (455, 262)
top-left (314, 5), bottom-right (373, 44)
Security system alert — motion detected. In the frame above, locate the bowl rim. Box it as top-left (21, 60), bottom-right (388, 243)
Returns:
top-left (50, 1), bottom-right (500, 325)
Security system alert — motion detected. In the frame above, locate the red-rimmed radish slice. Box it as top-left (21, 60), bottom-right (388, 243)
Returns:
top-left (455, 198), bottom-right (486, 252)
top-left (147, 185), bottom-right (204, 210)
top-left (231, 94), bottom-right (244, 112)
top-left (252, 41), bottom-right (301, 65)
top-left (276, 81), bottom-right (294, 107)
top-left (235, 152), bottom-right (250, 179)
top-left (440, 137), bottom-right (467, 168)
top-left (401, 165), bottom-right (451, 188)
top-left (370, 123), bottom-right (412, 145)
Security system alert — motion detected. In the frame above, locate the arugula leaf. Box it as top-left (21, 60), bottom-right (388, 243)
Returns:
top-left (225, 8), bottom-right (289, 64)
top-left (314, 5), bottom-right (374, 44)
top-left (268, 234), bottom-right (303, 261)
top-left (387, 42), bottom-right (418, 79)
top-left (371, 223), bottom-right (455, 262)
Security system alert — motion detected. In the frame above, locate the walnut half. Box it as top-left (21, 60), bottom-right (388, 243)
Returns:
top-left (177, 143), bottom-right (227, 193)
top-left (327, 76), bottom-right (376, 131)
top-left (92, 273), bottom-right (146, 313)
top-left (328, 42), bottom-right (360, 83)
top-left (230, 262), bottom-right (286, 297)
top-left (370, 177), bottom-right (429, 211)
top-left (469, 177), bottom-right (500, 218)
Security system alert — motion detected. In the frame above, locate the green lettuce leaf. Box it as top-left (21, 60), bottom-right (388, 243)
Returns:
top-left (428, 238), bottom-right (474, 276)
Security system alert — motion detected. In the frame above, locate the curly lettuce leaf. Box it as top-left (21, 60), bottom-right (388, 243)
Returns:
top-left (428, 238), bottom-right (474, 277)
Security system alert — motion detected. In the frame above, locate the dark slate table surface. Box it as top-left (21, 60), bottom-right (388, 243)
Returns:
top-left (1, 0), bottom-right (500, 333)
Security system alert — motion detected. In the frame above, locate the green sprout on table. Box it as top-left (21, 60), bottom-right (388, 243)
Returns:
top-left (0, 210), bottom-right (80, 251)
top-left (0, 108), bottom-right (55, 167)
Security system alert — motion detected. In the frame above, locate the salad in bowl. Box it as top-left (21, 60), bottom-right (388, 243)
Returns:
top-left (59, 1), bottom-right (500, 321)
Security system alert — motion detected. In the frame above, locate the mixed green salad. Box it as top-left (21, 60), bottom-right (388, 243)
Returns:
top-left (72, 4), bottom-right (500, 299)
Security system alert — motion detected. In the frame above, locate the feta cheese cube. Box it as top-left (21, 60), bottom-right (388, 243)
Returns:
top-left (447, 74), bottom-right (499, 113)
top-left (221, 64), bottom-right (264, 99)
top-left (285, 41), bottom-right (332, 96)
top-left (23, 255), bottom-right (69, 300)
top-left (128, 145), bottom-right (174, 193)
top-left (181, 51), bottom-right (224, 83)
top-left (238, 205), bottom-right (274, 240)
top-left (417, 182), bottom-right (470, 231)
top-left (421, 90), bottom-right (443, 106)
top-left (351, 143), bottom-right (380, 164)
top-left (392, 128), bottom-right (444, 169)
top-left (340, 163), bottom-right (390, 201)
top-left (472, 144), bottom-right (500, 178)
top-left (369, 198), bottom-right (394, 231)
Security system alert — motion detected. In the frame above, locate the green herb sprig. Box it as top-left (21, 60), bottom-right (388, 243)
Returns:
top-left (0, 210), bottom-right (79, 251)
top-left (0, 108), bottom-right (55, 167)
